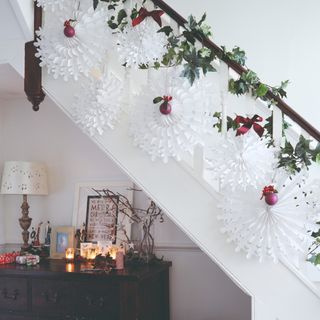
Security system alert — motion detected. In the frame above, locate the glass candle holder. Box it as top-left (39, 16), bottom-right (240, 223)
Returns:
top-left (65, 248), bottom-right (75, 262)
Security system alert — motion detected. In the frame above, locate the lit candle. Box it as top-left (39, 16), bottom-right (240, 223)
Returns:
top-left (66, 263), bottom-right (75, 273)
top-left (87, 247), bottom-right (97, 260)
top-left (109, 246), bottom-right (118, 260)
top-left (65, 248), bottom-right (75, 262)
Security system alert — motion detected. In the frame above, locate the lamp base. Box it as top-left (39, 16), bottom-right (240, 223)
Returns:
top-left (19, 195), bottom-right (32, 250)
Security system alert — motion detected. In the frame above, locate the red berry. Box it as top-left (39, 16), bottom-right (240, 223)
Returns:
top-left (64, 25), bottom-right (75, 38)
top-left (265, 193), bottom-right (278, 206)
top-left (159, 102), bottom-right (172, 115)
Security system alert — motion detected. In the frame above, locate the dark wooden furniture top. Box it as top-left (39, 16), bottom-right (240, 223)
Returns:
top-left (0, 259), bottom-right (171, 320)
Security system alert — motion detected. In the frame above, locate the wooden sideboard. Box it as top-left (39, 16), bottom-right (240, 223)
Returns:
top-left (0, 259), bottom-right (171, 320)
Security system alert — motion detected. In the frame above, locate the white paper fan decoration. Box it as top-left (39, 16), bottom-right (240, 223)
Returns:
top-left (35, 6), bottom-right (112, 81)
top-left (129, 70), bottom-right (216, 162)
top-left (71, 72), bottom-right (124, 136)
top-left (117, 18), bottom-right (167, 68)
top-left (34, 0), bottom-right (70, 12)
top-left (219, 170), bottom-right (320, 262)
top-left (206, 130), bottom-right (277, 191)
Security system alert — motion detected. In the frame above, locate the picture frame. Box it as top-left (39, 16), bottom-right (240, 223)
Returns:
top-left (72, 181), bottom-right (133, 246)
top-left (85, 195), bottom-right (119, 243)
top-left (50, 226), bottom-right (75, 259)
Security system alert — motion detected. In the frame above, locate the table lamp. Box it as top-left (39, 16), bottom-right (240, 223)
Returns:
top-left (0, 161), bottom-right (48, 249)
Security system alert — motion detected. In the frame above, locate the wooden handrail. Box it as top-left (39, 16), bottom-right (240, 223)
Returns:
top-left (150, 0), bottom-right (320, 142)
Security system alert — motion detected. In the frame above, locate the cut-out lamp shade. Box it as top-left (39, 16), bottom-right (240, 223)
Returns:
top-left (1, 161), bottom-right (48, 249)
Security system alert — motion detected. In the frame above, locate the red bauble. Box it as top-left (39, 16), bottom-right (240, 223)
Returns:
top-left (64, 25), bottom-right (75, 38)
top-left (265, 193), bottom-right (278, 206)
top-left (159, 102), bottom-right (172, 115)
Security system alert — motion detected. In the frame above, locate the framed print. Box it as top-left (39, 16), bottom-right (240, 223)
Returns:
top-left (72, 181), bottom-right (133, 246)
top-left (85, 195), bottom-right (119, 243)
top-left (50, 226), bottom-right (75, 259)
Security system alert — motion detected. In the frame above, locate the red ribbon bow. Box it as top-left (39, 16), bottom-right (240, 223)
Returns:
top-left (163, 96), bottom-right (172, 102)
top-left (235, 114), bottom-right (264, 137)
top-left (132, 7), bottom-right (164, 27)
top-left (260, 185), bottom-right (277, 199)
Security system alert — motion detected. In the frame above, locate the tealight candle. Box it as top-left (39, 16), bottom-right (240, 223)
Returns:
top-left (65, 248), bottom-right (75, 262)
top-left (66, 263), bottom-right (75, 273)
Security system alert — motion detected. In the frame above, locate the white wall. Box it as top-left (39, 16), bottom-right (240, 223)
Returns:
top-left (0, 107), bottom-right (5, 244)
top-left (0, 97), bottom-right (250, 320)
top-left (166, 0), bottom-right (320, 130)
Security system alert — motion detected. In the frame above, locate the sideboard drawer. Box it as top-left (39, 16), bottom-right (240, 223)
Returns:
top-left (76, 281), bottom-right (119, 319)
top-left (0, 277), bottom-right (28, 312)
top-left (32, 279), bottom-right (75, 314)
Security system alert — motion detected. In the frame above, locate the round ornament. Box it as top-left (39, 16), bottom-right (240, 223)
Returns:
top-left (206, 129), bottom-right (277, 191)
top-left (129, 70), bottom-right (216, 162)
top-left (35, 6), bottom-right (112, 81)
top-left (219, 170), bottom-right (320, 262)
top-left (117, 15), bottom-right (167, 68)
top-left (71, 72), bottom-right (124, 136)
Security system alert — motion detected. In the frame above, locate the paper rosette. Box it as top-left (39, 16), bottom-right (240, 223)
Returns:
top-left (71, 72), bottom-right (124, 136)
top-left (35, 6), bottom-right (112, 81)
top-left (34, 0), bottom-right (71, 12)
top-left (206, 130), bottom-right (277, 191)
top-left (129, 70), bottom-right (216, 162)
top-left (117, 18), bottom-right (167, 68)
top-left (219, 170), bottom-right (320, 262)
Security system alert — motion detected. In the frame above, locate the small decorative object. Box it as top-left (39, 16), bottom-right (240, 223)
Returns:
top-left (97, 241), bottom-right (113, 256)
top-left (71, 73), bottom-right (124, 136)
top-left (65, 248), bottom-right (75, 262)
top-left (130, 70), bottom-right (215, 162)
top-left (109, 246), bottom-right (119, 260)
top-left (0, 161), bottom-right (48, 250)
top-left (206, 130), bottom-right (276, 191)
top-left (219, 170), bottom-right (320, 262)
top-left (33, 222), bottom-right (43, 247)
top-left (154, 95), bottom-right (172, 115)
top-left (44, 221), bottom-right (52, 245)
top-left (35, 6), bottom-right (112, 81)
top-left (116, 251), bottom-right (124, 270)
top-left (0, 252), bottom-right (20, 265)
top-left (261, 185), bottom-right (278, 205)
top-left (117, 7), bottom-right (167, 68)
top-left (50, 226), bottom-right (75, 259)
top-left (16, 254), bottom-right (40, 266)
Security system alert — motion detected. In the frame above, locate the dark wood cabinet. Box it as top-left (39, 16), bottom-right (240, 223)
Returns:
top-left (0, 260), bottom-right (171, 320)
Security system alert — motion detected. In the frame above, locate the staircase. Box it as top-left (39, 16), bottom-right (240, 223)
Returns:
top-left (12, 0), bottom-right (320, 318)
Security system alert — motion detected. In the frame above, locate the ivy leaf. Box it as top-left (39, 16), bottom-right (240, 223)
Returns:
top-left (153, 96), bottom-right (163, 104)
top-left (198, 13), bottom-right (207, 26)
top-left (117, 9), bottom-right (127, 24)
top-left (158, 26), bottom-right (173, 36)
top-left (93, 0), bottom-right (99, 10)
top-left (255, 83), bottom-right (269, 97)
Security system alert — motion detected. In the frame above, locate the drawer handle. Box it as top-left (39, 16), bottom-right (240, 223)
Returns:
top-left (41, 291), bottom-right (59, 304)
top-left (2, 288), bottom-right (19, 301)
top-left (85, 295), bottom-right (105, 308)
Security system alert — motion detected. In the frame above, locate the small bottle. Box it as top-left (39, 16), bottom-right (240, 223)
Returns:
top-left (116, 251), bottom-right (124, 270)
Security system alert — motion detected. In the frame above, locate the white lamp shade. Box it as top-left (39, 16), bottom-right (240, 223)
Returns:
top-left (0, 161), bottom-right (48, 195)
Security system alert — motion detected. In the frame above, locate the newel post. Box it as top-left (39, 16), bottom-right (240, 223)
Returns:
top-left (24, 4), bottom-right (45, 111)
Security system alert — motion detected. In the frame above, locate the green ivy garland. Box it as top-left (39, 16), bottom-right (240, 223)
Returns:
top-left (92, 0), bottom-right (320, 264)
